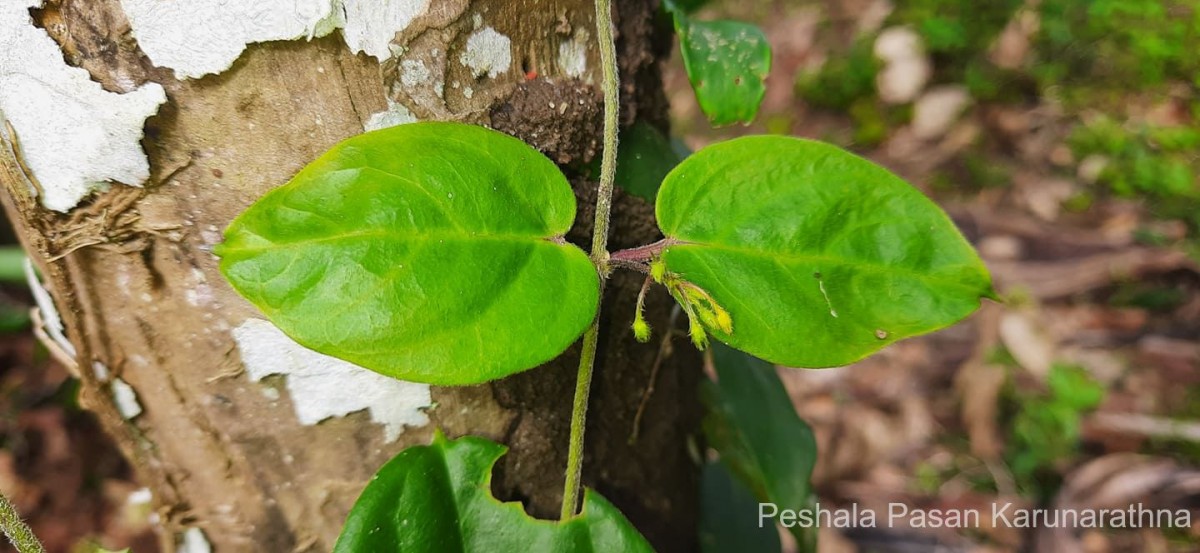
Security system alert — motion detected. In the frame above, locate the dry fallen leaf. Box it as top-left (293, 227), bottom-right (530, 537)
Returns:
top-left (1037, 454), bottom-right (1200, 552)
top-left (874, 27), bottom-right (931, 104)
top-left (1000, 309), bottom-right (1055, 379)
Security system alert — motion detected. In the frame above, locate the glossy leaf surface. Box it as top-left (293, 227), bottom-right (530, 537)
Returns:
top-left (334, 433), bottom-right (654, 553)
top-left (217, 122), bottom-right (598, 385)
top-left (703, 344), bottom-right (817, 550)
top-left (656, 136), bottom-right (993, 367)
top-left (699, 461), bottom-right (781, 553)
top-left (675, 16), bottom-right (771, 126)
top-left (608, 121), bottom-right (682, 202)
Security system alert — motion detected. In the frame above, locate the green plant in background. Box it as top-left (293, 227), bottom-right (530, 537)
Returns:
top-left (796, 0), bottom-right (1022, 142)
top-left (797, 0), bottom-right (1200, 247)
top-left (796, 38), bottom-right (879, 112)
top-left (1006, 364), bottom-right (1105, 499)
top-left (794, 38), bottom-right (901, 147)
top-left (0, 248), bottom-right (31, 334)
top-left (1069, 117), bottom-right (1200, 229)
top-left (891, 0), bottom-right (1022, 79)
top-left (665, 0), bottom-right (772, 126)
top-left (208, 1), bottom-right (993, 551)
top-left (1037, 0), bottom-right (1200, 90)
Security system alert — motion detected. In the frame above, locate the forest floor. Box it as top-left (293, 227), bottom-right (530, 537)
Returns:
top-left (2, 0), bottom-right (1199, 552)
top-left (666, 0), bottom-right (1200, 551)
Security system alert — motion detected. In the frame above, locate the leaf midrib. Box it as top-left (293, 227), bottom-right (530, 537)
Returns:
top-left (666, 239), bottom-right (986, 295)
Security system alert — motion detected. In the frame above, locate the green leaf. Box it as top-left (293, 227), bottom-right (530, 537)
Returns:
top-left (699, 461), bottom-right (781, 553)
top-left (675, 16), bottom-right (771, 126)
top-left (656, 135), bottom-right (993, 368)
top-left (0, 247), bottom-right (28, 282)
top-left (663, 0), bottom-right (711, 14)
top-left (216, 122), bottom-right (599, 385)
top-left (334, 432), bottom-right (654, 553)
top-left (703, 344), bottom-right (816, 551)
top-left (610, 122), bottom-right (682, 202)
top-left (0, 300), bottom-right (30, 334)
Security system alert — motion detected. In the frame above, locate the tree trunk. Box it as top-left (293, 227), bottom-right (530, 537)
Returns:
top-left (0, 0), bottom-right (701, 551)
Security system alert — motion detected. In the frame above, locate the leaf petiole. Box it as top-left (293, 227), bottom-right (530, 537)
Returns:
top-left (609, 238), bottom-right (679, 264)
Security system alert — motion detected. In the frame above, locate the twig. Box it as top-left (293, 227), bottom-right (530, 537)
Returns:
top-left (1090, 413), bottom-right (1200, 443)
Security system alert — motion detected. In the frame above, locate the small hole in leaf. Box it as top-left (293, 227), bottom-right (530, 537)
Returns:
top-left (812, 272), bottom-right (822, 279)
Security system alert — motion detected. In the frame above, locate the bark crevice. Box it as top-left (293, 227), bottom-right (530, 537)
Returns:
top-left (1, 1), bottom-right (699, 551)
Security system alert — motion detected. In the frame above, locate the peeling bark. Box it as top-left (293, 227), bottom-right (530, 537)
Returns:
top-left (1, 0), bottom-right (698, 551)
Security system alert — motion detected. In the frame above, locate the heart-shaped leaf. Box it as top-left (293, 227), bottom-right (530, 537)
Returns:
top-left (334, 433), bottom-right (654, 552)
top-left (675, 16), bottom-right (771, 126)
top-left (655, 135), bottom-right (993, 367)
top-left (216, 122), bottom-right (599, 385)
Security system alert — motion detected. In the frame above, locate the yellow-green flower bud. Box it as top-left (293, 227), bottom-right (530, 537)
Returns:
top-left (632, 313), bottom-right (651, 343)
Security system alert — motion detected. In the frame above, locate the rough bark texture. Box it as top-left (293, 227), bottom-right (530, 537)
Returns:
top-left (2, 0), bottom-right (700, 551)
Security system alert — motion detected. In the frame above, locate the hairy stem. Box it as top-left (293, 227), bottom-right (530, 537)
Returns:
top-left (0, 492), bottom-right (44, 553)
top-left (562, 0), bottom-right (620, 520)
top-left (588, 0), bottom-right (621, 268)
top-left (561, 322), bottom-right (600, 519)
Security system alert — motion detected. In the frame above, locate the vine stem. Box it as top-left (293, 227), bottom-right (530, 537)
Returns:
top-left (0, 492), bottom-right (44, 553)
top-left (561, 0), bottom-right (620, 520)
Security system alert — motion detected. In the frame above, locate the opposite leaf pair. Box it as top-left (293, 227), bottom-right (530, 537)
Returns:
top-left (216, 121), bottom-right (993, 386)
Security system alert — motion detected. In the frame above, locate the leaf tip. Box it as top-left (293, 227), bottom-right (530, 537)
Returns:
top-left (982, 284), bottom-right (1004, 303)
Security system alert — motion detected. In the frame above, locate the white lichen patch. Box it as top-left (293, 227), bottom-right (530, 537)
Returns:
top-left (112, 377), bottom-right (143, 419)
top-left (93, 361), bottom-right (110, 382)
top-left (364, 99), bottom-right (417, 131)
top-left (23, 258), bottom-right (75, 358)
top-left (399, 58), bottom-right (430, 88)
top-left (1, 0), bottom-right (166, 212)
top-left (120, 0), bottom-right (341, 79)
top-left (184, 268), bottom-right (215, 307)
top-left (177, 527), bottom-right (212, 553)
top-left (557, 30), bottom-right (590, 79)
top-left (232, 319), bottom-right (431, 442)
top-left (120, 0), bottom-right (433, 78)
top-left (460, 27), bottom-right (512, 79)
top-left (340, 0), bottom-right (434, 61)
top-left (128, 487), bottom-right (152, 506)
